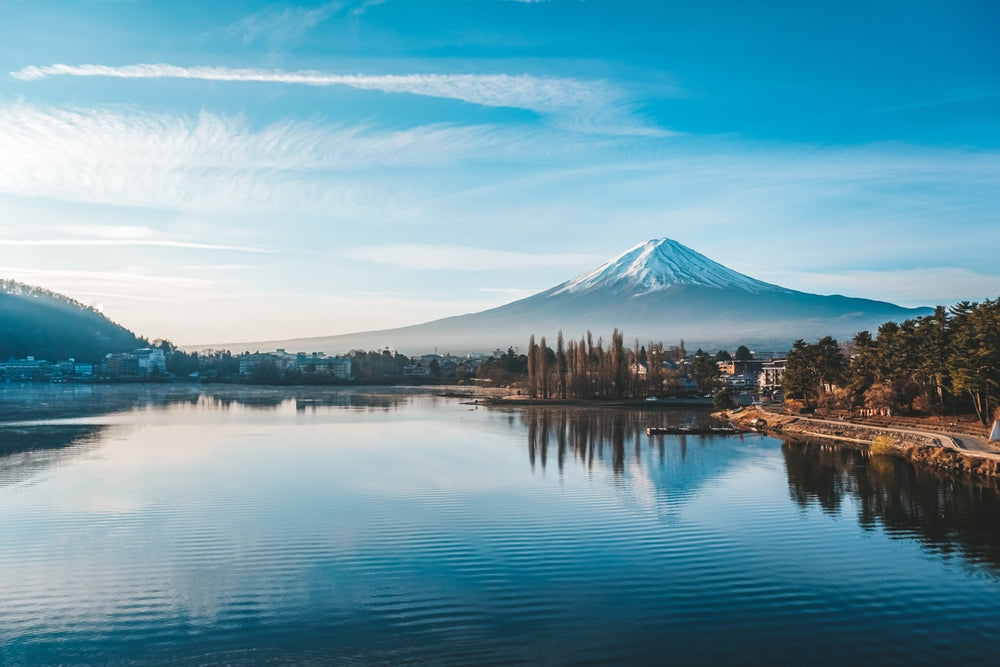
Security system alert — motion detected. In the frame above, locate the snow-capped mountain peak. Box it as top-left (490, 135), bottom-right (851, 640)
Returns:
top-left (554, 238), bottom-right (779, 295)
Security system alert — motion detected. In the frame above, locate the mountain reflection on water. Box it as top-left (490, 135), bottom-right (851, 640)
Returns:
top-left (5, 387), bottom-right (1000, 664)
top-left (784, 440), bottom-right (1000, 570)
top-left (515, 405), bottom-right (1000, 572)
top-left (4, 385), bottom-right (1000, 577)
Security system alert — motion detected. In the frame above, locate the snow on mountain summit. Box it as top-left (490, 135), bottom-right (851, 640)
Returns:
top-left (554, 238), bottom-right (781, 295)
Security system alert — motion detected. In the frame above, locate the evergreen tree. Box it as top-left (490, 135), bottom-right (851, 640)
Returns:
top-left (783, 337), bottom-right (845, 408)
top-left (689, 350), bottom-right (720, 394)
top-left (948, 298), bottom-right (1000, 423)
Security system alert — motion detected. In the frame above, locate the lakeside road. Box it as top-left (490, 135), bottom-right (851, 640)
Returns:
top-left (738, 405), bottom-right (1000, 462)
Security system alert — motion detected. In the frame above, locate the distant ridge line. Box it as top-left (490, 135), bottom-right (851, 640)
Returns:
top-left (201, 238), bottom-right (932, 356)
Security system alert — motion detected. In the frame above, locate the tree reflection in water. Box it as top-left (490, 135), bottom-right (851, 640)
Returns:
top-left (784, 440), bottom-right (1000, 570)
top-left (0, 423), bottom-right (108, 488)
top-left (518, 407), bottom-right (1000, 572)
top-left (520, 406), bottom-right (721, 476)
top-left (0, 385), bottom-right (416, 488)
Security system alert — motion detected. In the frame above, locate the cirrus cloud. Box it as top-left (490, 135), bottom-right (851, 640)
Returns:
top-left (10, 63), bottom-right (669, 135)
top-left (0, 101), bottom-right (538, 215)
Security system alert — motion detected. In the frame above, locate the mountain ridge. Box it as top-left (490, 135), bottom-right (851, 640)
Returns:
top-left (0, 279), bottom-right (143, 362)
top-left (209, 238), bottom-right (933, 355)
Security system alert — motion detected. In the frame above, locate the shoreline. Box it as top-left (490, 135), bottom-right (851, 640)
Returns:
top-left (721, 406), bottom-right (1000, 479)
top-left (466, 395), bottom-right (715, 408)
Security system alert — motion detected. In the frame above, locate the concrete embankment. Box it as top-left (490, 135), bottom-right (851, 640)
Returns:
top-left (723, 407), bottom-right (1000, 479)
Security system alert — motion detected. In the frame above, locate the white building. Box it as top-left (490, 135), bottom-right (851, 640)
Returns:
top-left (758, 359), bottom-right (786, 391)
top-left (135, 348), bottom-right (167, 375)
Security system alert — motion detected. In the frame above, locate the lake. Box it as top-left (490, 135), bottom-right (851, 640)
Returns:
top-left (2, 385), bottom-right (1000, 665)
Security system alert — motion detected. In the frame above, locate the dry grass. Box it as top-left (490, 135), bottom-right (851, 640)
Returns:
top-left (870, 435), bottom-right (896, 456)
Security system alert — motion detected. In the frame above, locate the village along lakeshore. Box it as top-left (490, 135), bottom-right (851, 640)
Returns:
top-left (5, 285), bottom-right (1000, 479)
top-left (474, 297), bottom-right (1000, 479)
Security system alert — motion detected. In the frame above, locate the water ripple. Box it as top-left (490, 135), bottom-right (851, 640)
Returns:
top-left (2, 393), bottom-right (1000, 665)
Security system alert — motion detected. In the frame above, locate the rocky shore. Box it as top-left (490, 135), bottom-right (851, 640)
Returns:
top-left (722, 406), bottom-right (1000, 479)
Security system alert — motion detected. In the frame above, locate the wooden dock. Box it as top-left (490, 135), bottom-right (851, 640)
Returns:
top-left (646, 426), bottom-right (742, 436)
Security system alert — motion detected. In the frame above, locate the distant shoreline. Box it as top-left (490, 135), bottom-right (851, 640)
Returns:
top-left (458, 395), bottom-right (715, 409)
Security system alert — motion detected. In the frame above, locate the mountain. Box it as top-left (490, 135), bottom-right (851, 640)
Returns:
top-left (0, 280), bottom-right (143, 362)
top-left (221, 239), bottom-right (933, 355)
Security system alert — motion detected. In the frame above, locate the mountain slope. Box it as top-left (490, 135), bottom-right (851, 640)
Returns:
top-left (219, 238), bottom-right (933, 355)
top-left (0, 280), bottom-right (143, 362)
top-left (552, 238), bottom-right (781, 296)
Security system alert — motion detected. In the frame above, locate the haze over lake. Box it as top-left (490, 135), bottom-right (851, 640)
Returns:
top-left (2, 385), bottom-right (1000, 665)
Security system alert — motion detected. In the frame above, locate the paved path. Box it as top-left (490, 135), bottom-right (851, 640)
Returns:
top-left (756, 406), bottom-right (1000, 459)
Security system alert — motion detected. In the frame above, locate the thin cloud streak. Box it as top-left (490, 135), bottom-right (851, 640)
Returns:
top-left (11, 63), bottom-right (621, 116)
top-left (54, 224), bottom-right (155, 239)
top-left (344, 244), bottom-right (602, 271)
top-left (0, 239), bottom-right (271, 252)
top-left (226, 1), bottom-right (341, 44)
top-left (0, 266), bottom-right (214, 289)
top-left (350, 0), bottom-right (386, 16)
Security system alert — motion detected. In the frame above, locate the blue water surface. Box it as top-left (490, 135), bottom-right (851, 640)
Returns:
top-left (1, 385), bottom-right (999, 665)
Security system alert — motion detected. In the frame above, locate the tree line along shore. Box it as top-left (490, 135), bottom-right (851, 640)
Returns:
top-left (508, 297), bottom-right (1000, 477)
top-left (515, 297), bottom-right (1000, 427)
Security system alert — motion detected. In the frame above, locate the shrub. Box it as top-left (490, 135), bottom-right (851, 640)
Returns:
top-left (713, 388), bottom-right (735, 411)
top-left (870, 435), bottom-right (896, 456)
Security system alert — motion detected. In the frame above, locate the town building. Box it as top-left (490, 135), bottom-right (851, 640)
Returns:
top-left (402, 364), bottom-right (431, 377)
top-left (758, 359), bottom-right (786, 392)
top-left (135, 348), bottom-right (167, 375)
top-left (239, 350), bottom-right (352, 379)
top-left (0, 356), bottom-right (53, 381)
top-left (329, 357), bottom-right (352, 379)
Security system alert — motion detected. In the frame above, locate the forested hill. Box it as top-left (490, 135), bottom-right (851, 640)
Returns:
top-left (0, 280), bottom-right (143, 362)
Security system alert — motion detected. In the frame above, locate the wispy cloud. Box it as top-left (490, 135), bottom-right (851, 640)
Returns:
top-left (0, 239), bottom-right (271, 252)
top-left (226, 2), bottom-right (341, 44)
top-left (0, 102), bottom-right (532, 214)
top-left (350, 0), bottom-right (386, 15)
top-left (10, 63), bottom-right (666, 135)
top-left (343, 244), bottom-right (602, 271)
top-left (8, 63), bottom-right (602, 113)
top-left (0, 266), bottom-right (214, 290)
top-left (53, 224), bottom-right (155, 239)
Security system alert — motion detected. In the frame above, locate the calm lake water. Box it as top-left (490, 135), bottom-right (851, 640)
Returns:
top-left (3, 385), bottom-right (1000, 665)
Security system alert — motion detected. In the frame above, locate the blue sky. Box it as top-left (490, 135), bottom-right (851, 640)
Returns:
top-left (0, 0), bottom-right (997, 345)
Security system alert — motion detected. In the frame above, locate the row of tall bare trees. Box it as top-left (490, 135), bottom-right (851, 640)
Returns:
top-left (525, 329), bottom-right (699, 400)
